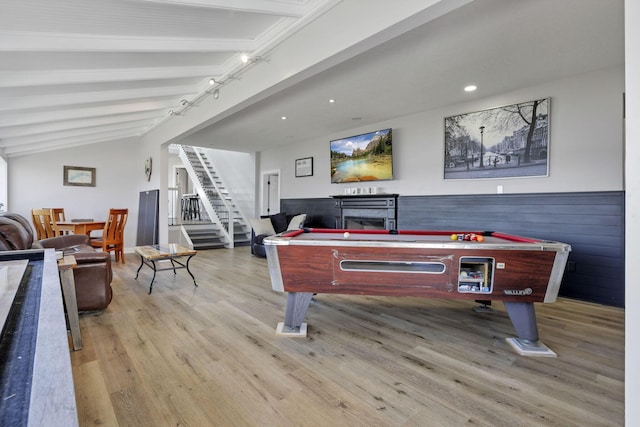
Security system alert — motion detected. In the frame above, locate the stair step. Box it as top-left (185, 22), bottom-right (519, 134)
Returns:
top-left (194, 243), bottom-right (227, 250)
top-left (189, 234), bottom-right (224, 242)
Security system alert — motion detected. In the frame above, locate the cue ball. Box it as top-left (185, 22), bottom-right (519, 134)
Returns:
top-left (343, 232), bottom-right (350, 238)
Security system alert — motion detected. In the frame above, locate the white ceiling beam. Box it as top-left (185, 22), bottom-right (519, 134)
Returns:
top-left (0, 111), bottom-right (163, 139)
top-left (0, 120), bottom-right (155, 147)
top-left (0, 31), bottom-right (256, 52)
top-left (2, 131), bottom-right (142, 157)
top-left (0, 66), bottom-right (218, 88)
top-left (124, 0), bottom-right (308, 16)
top-left (0, 85), bottom-right (198, 112)
top-left (0, 101), bottom-right (175, 127)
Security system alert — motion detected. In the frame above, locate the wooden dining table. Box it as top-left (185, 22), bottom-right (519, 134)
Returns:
top-left (57, 221), bottom-right (105, 236)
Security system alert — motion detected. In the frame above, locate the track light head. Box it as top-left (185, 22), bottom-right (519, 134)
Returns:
top-left (240, 55), bottom-right (270, 65)
top-left (213, 88), bottom-right (220, 99)
top-left (208, 77), bottom-right (216, 86)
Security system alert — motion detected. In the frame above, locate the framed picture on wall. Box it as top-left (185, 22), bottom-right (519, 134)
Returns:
top-left (63, 166), bottom-right (96, 187)
top-left (444, 98), bottom-right (550, 180)
top-left (295, 157), bottom-right (313, 177)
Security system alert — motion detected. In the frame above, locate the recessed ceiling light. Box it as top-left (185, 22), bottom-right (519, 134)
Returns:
top-left (281, 116), bottom-right (287, 120)
top-left (208, 77), bottom-right (216, 85)
top-left (241, 54), bottom-right (249, 64)
top-left (464, 85), bottom-right (477, 92)
top-left (329, 99), bottom-right (335, 103)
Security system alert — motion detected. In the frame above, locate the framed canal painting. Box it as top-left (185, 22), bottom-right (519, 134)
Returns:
top-left (444, 98), bottom-right (550, 180)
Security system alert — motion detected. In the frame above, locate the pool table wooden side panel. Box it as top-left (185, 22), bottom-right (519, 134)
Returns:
top-left (274, 245), bottom-right (559, 303)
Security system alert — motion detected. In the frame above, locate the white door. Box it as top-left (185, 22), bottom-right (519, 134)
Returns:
top-left (262, 171), bottom-right (280, 216)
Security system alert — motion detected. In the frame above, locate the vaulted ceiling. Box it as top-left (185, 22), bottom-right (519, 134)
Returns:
top-left (0, 0), bottom-right (625, 158)
top-left (0, 0), bottom-right (340, 157)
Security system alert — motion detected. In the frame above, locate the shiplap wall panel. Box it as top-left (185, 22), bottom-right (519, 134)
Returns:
top-left (281, 198), bottom-right (335, 228)
top-left (281, 191), bottom-right (624, 307)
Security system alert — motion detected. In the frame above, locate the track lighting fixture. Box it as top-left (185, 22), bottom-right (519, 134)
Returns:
top-left (164, 56), bottom-right (270, 123)
top-left (240, 55), bottom-right (270, 65)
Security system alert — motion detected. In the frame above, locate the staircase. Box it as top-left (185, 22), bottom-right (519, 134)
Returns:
top-left (178, 145), bottom-right (252, 249)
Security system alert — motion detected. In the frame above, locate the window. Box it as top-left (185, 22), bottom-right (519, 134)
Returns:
top-left (0, 155), bottom-right (6, 212)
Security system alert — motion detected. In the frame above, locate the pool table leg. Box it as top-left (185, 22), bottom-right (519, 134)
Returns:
top-left (504, 301), bottom-right (539, 341)
top-left (276, 292), bottom-right (313, 337)
top-left (504, 301), bottom-right (556, 357)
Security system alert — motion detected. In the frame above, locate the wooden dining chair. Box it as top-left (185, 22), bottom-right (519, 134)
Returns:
top-left (44, 208), bottom-right (67, 234)
top-left (90, 208), bottom-right (128, 264)
top-left (31, 208), bottom-right (60, 240)
top-left (49, 208), bottom-right (66, 222)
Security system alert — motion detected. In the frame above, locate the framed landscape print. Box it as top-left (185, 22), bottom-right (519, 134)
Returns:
top-left (444, 98), bottom-right (550, 180)
top-left (63, 166), bottom-right (96, 187)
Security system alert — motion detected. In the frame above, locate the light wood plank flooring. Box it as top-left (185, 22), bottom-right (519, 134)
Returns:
top-left (71, 247), bottom-right (624, 426)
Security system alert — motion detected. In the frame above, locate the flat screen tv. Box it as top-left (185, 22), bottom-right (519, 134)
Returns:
top-left (330, 128), bottom-right (393, 183)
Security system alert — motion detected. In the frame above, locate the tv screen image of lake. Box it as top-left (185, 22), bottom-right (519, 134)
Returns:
top-left (330, 128), bottom-right (393, 183)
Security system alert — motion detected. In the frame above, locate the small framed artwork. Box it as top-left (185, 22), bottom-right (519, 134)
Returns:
top-left (295, 157), bottom-right (313, 177)
top-left (63, 166), bottom-right (96, 187)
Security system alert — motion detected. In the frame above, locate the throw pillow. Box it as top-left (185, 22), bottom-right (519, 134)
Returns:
top-left (287, 214), bottom-right (307, 230)
top-left (269, 212), bottom-right (289, 233)
top-left (251, 218), bottom-right (275, 236)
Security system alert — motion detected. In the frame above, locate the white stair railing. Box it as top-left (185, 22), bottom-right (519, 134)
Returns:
top-left (178, 146), bottom-right (232, 247)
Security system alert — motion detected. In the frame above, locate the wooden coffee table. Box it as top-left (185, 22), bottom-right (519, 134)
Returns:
top-left (134, 244), bottom-right (197, 294)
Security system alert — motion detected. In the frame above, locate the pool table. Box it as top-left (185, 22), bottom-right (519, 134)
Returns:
top-left (264, 228), bottom-right (572, 356)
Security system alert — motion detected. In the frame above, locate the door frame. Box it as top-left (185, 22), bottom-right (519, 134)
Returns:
top-left (261, 169), bottom-right (280, 216)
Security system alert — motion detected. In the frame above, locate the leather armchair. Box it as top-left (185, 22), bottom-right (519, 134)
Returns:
top-left (1, 212), bottom-right (113, 312)
top-left (34, 234), bottom-right (113, 311)
top-left (0, 212), bottom-right (34, 251)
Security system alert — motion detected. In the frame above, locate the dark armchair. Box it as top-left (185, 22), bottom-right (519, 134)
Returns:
top-left (251, 212), bottom-right (306, 257)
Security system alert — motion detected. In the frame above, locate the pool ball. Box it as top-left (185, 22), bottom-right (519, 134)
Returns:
top-left (477, 235), bottom-right (485, 242)
top-left (343, 232), bottom-right (350, 238)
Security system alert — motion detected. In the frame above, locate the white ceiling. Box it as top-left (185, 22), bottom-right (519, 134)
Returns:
top-left (0, 0), bottom-right (624, 157)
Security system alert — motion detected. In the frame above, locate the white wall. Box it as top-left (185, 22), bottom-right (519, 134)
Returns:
top-left (625, 0), bottom-right (639, 424)
top-left (260, 66), bottom-right (624, 198)
top-left (136, 136), bottom-right (169, 244)
top-left (8, 138), bottom-right (140, 249)
top-left (203, 148), bottom-right (255, 219)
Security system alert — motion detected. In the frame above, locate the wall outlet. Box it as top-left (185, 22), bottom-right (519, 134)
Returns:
top-left (497, 185), bottom-right (504, 194)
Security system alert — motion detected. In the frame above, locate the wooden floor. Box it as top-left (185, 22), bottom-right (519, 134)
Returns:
top-left (71, 247), bottom-right (624, 427)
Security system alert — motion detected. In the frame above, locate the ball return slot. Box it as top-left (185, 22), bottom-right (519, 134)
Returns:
top-left (340, 260), bottom-right (447, 273)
